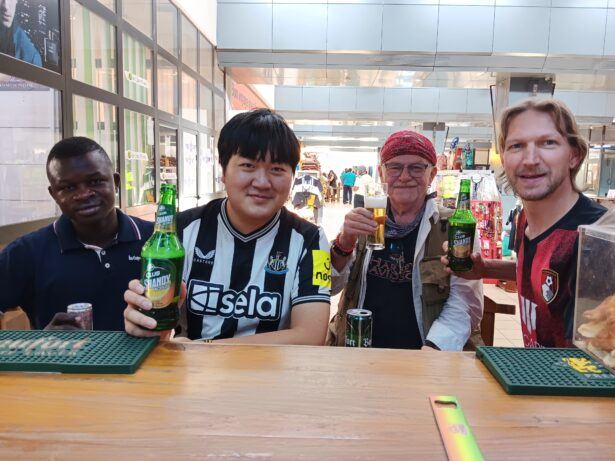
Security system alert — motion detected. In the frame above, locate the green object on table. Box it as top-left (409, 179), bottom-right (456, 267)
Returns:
top-left (0, 330), bottom-right (158, 374)
top-left (477, 346), bottom-right (615, 397)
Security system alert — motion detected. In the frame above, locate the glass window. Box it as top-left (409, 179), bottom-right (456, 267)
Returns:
top-left (124, 110), bottom-right (155, 207)
top-left (214, 93), bottom-right (225, 132)
top-left (214, 147), bottom-right (224, 192)
top-left (199, 84), bottom-right (212, 128)
top-left (157, 0), bottom-right (177, 56)
top-left (198, 134), bottom-right (214, 200)
top-left (0, 74), bottom-right (61, 227)
top-left (182, 72), bottom-right (197, 123)
top-left (72, 95), bottom-right (118, 171)
top-left (123, 33), bottom-right (153, 105)
top-left (214, 53), bottom-right (225, 92)
top-left (157, 54), bottom-right (177, 114)
top-left (71, 1), bottom-right (116, 93)
top-left (181, 15), bottom-right (197, 71)
top-left (97, 0), bottom-right (115, 11)
top-left (159, 125), bottom-right (177, 188)
top-left (0, 0), bottom-right (61, 72)
top-left (199, 34), bottom-right (213, 82)
top-left (180, 131), bottom-right (198, 210)
top-left (123, 0), bottom-right (152, 38)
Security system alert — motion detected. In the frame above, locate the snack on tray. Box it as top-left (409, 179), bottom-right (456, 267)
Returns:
top-left (578, 294), bottom-right (615, 367)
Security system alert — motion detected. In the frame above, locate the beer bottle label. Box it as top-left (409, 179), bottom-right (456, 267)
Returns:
top-left (155, 204), bottom-right (174, 227)
top-left (452, 229), bottom-right (472, 258)
top-left (143, 259), bottom-right (176, 308)
top-left (458, 192), bottom-right (470, 209)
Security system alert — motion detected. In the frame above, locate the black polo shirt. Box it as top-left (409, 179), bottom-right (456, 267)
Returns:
top-left (0, 209), bottom-right (153, 330)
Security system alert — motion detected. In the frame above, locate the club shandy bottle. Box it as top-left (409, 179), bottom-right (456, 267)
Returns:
top-left (140, 184), bottom-right (185, 330)
top-left (448, 179), bottom-right (477, 272)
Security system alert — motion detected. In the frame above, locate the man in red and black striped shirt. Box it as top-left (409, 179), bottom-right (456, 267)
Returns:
top-left (443, 98), bottom-right (607, 348)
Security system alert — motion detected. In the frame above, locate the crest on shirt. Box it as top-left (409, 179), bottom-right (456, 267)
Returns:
top-left (541, 269), bottom-right (559, 304)
top-left (265, 252), bottom-right (288, 275)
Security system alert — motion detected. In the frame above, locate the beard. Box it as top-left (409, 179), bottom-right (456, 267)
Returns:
top-left (508, 168), bottom-right (569, 202)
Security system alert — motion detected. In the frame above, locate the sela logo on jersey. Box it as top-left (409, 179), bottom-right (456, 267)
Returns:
top-left (265, 252), bottom-right (288, 275)
top-left (541, 269), bottom-right (559, 304)
top-left (188, 280), bottom-right (281, 320)
top-left (193, 247), bottom-right (215, 265)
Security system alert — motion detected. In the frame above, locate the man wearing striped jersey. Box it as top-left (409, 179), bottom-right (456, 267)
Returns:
top-left (124, 109), bottom-right (331, 345)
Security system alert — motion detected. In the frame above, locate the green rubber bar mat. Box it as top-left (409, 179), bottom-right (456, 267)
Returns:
top-left (476, 346), bottom-right (615, 397)
top-left (0, 330), bottom-right (158, 374)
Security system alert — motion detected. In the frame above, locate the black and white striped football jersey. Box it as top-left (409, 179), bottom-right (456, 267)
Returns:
top-left (176, 198), bottom-right (331, 340)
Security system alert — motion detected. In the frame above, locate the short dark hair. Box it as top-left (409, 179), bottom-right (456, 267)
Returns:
top-left (47, 136), bottom-right (110, 168)
top-left (217, 109), bottom-right (300, 171)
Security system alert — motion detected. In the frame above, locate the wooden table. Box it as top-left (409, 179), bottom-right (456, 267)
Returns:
top-left (481, 284), bottom-right (518, 346)
top-left (2, 343), bottom-right (614, 460)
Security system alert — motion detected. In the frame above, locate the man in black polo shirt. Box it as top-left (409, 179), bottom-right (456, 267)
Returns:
top-left (0, 137), bottom-right (153, 330)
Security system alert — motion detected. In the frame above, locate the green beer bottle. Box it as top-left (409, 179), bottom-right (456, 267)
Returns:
top-left (448, 179), bottom-right (477, 272)
top-left (140, 184), bottom-right (185, 330)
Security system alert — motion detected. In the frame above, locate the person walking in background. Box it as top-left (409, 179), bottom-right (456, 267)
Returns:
top-left (327, 170), bottom-right (338, 202)
top-left (340, 168), bottom-right (357, 205)
top-left (352, 166), bottom-right (372, 208)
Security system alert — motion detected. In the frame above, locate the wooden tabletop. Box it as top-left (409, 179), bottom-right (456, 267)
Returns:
top-left (2, 343), bottom-right (614, 460)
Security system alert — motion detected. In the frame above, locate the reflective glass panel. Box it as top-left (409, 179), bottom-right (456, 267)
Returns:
top-left (182, 72), bottom-right (197, 123)
top-left (199, 84), bottom-right (212, 128)
top-left (159, 125), bottom-right (177, 187)
top-left (181, 15), bottom-right (197, 71)
top-left (157, 0), bottom-right (177, 56)
top-left (0, 74), bottom-right (61, 226)
top-left (199, 34), bottom-right (213, 82)
top-left (123, 0), bottom-right (152, 37)
top-left (180, 131), bottom-right (198, 210)
top-left (70, 1), bottom-right (116, 93)
top-left (124, 110), bottom-right (155, 207)
top-left (72, 95), bottom-right (118, 171)
top-left (198, 134), bottom-right (214, 199)
top-left (157, 54), bottom-right (177, 114)
top-left (123, 33), bottom-right (153, 105)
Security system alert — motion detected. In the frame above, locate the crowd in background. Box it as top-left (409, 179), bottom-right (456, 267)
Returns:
top-left (320, 166), bottom-right (373, 205)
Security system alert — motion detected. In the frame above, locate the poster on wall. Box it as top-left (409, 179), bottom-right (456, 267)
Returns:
top-left (0, 0), bottom-right (61, 72)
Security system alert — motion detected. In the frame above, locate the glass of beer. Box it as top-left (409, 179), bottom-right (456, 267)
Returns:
top-left (365, 182), bottom-right (388, 250)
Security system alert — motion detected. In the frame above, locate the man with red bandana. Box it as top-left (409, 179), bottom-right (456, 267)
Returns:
top-left (327, 130), bottom-right (483, 350)
top-left (442, 99), bottom-right (607, 348)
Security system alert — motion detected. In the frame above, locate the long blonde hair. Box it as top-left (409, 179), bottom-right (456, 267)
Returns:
top-left (497, 98), bottom-right (588, 193)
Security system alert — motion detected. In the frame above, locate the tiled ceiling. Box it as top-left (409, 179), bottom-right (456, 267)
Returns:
top-left (229, 68), bottom-right (615, 152)
top-left (229, 68), bottom-right (615, 92)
